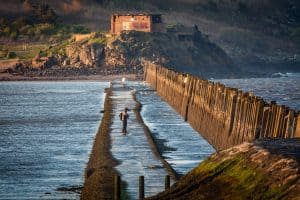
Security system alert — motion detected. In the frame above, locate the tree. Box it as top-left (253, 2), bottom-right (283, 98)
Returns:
top-left (10, 31), bottom-right (18, 40)
top-left (3, 27), bottom-right (11, 36)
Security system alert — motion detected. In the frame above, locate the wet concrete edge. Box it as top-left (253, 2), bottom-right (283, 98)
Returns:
top-left (132, 92), bottom-right (180, 181)
top-left (81, 87), bottom-right (120, 200)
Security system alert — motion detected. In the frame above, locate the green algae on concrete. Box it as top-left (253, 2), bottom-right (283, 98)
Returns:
top-left (147, 141), bottom-right (300, 200)
top-left (195, 156), bottom-right (287, 200)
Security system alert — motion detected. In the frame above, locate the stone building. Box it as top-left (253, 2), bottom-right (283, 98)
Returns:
top-left (110, 13), bottom-right (164, 35)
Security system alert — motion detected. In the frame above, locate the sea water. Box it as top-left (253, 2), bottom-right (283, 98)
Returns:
top-left (217, 74), bottom-right (300, 111)
top-left (0, 76), bottom-right (299, 200)
top-left (0, 81), bottom-right (108, 200)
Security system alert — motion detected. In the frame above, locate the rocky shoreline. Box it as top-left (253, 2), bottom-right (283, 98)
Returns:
top-left (0, 72), bottom-right (141, 81)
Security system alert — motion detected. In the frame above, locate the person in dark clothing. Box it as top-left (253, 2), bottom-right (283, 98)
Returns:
top-left (119, 107), bottom-right (129, 134)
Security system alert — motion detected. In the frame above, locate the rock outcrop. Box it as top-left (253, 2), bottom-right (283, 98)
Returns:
top-left (2, 29), bottom-right (242, 78)
top-left (31, 56), bottom-right (58, 69)
top-left (66, 42), bottom-right (104, 68)
top-left (147, 139), bottom-right (300, 200)
top-left (105, 30), bottom-right (239, 78)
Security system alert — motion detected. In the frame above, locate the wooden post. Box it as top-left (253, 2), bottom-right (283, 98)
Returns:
top-left (294, 113), bottom-right (300, 138)
top-left (114, 175), bottom-right (121, 200)
top-left (165, 175), bottom-right (170, 190)
top-left (139, 176), bottom-right (144, 200)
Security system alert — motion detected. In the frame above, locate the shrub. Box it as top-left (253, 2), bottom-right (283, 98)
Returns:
top-left (10, 31), bottom-right (18, 40)
top-left (12, 17), bottom-right (31, 29)
top-left (89, 37), bottom-right (106, 44)
top-left (72, 25), bottom-right (90, 34)
top-left (0, 18), bottom-right (7, 29)
top-left (36, 23), bottom-right (55, 35)
top-left (26, 27), bottom-right (35, 36)
top-left (6, 51), bottom-right (17, 59)
top-left (19, 25), bottom-right (32, 35)
top-left (34, 28), bottom-right (42, 36)
top-left (3, 27), bottom-right (11, 36)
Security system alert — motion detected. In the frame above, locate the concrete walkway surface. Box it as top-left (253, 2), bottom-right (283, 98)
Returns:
top-left (110, 82), bottom-right (168, 199)
top-left (109, 81), bottom-right (214, 199)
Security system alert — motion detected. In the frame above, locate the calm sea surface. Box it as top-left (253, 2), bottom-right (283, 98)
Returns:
top-left (0, 76), bottom-right (299, 199)
top-left (0, 81), bottom-right (108, 200)
top-left (217, 74), bottom-right (300, 111)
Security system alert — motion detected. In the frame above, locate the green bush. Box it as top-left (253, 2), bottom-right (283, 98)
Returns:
top-left (3, 27), bottom-right (11, 36)
top-left (36, 23), bottom-right (55, 35)
top-left (19, 25), bottom-right (32, 35)
top-left (10, 31), bottom-right (18, 40)
top-left (0, 15), bottom-right (92, 42)
top-left (26, 27), bottom-right (35, 36)
top-left (72, 25), bottom-right (90, 34)
top-left (89, 37), bottom-right (106, 44)
top-left (12, 17), bottom-right (31, 29)
top-left (0, 18), bottom-right (7, 26)
top-left (6, 51), bottom-right (17, 59)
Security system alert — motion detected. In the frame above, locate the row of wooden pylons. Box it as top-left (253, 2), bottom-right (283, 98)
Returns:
top-left (143, 61), bottom-right (300, 150)
top-left (114, 175), bottom-right (170, 200)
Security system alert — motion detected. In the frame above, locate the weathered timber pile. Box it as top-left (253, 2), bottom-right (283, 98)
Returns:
top-left (143, 61), bottom-right (300, 150)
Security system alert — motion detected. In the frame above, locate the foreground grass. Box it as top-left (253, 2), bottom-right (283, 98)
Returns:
top-left (0, 43), bottom-right (49, 61)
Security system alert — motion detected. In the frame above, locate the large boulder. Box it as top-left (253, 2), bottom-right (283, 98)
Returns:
top-left (66, 42), bottom-right (104, 67)
top-left (31, 56), bottom-right (57, 69)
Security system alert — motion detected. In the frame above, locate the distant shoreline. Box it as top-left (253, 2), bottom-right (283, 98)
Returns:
top-left (0, 73), bottom-right (141, 82)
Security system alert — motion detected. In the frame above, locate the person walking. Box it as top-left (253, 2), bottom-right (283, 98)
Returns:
top-left (119, 107), bottom-right (129, 134)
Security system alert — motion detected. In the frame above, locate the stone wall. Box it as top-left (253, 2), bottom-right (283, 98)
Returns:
top-left (143, 61), bottom-right (300, 150)
top-left (111, 15), bottom-right (152, 35)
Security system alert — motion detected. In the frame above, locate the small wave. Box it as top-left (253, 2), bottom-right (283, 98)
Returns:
top-left (271, 72), bottom-right (300, 78)
top-left (286, 72), bottom-right (300, 77)
top-left (0, 147), bottom-right (13, 153)
top-left (271, 72), bottom-right (288, 78)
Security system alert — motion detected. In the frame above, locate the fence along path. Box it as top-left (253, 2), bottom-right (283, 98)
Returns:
top-left (143, 61), bottom-right (300, 150)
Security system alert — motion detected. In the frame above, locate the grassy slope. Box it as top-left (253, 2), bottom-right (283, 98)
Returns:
top-left (0, 43), bottom-right (48, 61)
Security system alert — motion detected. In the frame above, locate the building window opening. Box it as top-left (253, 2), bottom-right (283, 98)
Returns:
top-left (152, 15), bottom-right (162, 24)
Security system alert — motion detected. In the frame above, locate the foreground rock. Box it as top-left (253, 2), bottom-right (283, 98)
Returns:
top-left (147, 139), bottom-right (300, 200)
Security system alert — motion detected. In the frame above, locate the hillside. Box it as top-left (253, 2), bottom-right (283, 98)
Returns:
top-left (105, 30), bottom-right (238, 78)
top-left (0, 0), bottom-right (300, 77)
top-left (0, 29), bottom-right (239, 79)
top-left (65, 0), bottom-right (300, 75)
